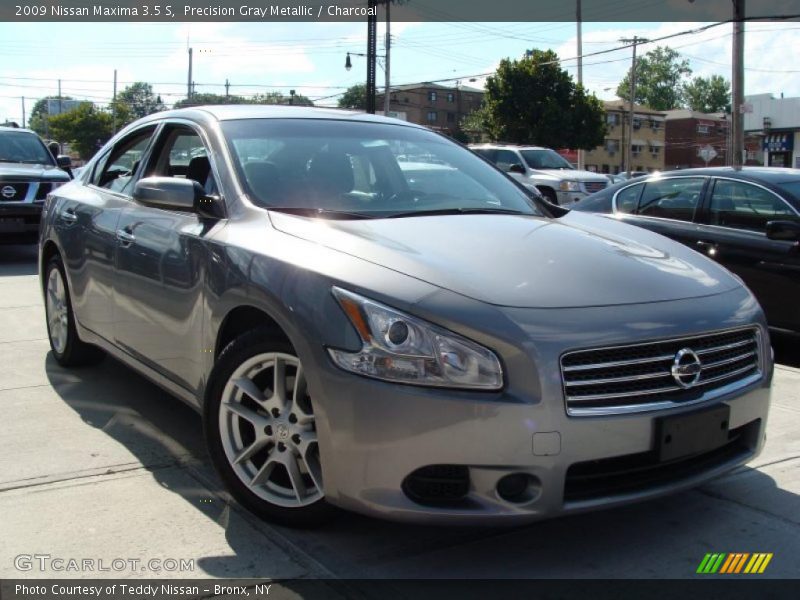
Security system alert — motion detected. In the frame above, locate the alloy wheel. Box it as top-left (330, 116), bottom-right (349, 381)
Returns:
top-left (218, 352), bottom-right (323, 508)
top-left (46, 267), bottom-right (69, 355)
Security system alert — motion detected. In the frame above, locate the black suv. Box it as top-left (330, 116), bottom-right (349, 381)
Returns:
top-left (1, 126), bottom-right (72, 243)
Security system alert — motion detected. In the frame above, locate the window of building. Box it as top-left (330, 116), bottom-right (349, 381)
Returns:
top-left (428, 91), bottom-right (437, 102)
top-left (649, 145), bottom-right (661, 154)
top-left (426, 111), bottom-right (438, 122)
top-left (606, 113), bottom-right (620, 126)
top-left (697, 124), bottom-right (710, 134)
top-left (446, 93), bottom-right (455, 103)
top-left (650, 119), bottom-right (661, 130)
top-left (631, 144), bottom-right (643, 156)
top-left (601, 164), bottom-right (610, 173)
top-left (633, 117), bottom-right (642, 129)
top-left (605, 139), bottom-right (620, 154)
top-left (446, 112), bottom-right (455, 123)
top-left (708, 179), bottom-right (798, 232)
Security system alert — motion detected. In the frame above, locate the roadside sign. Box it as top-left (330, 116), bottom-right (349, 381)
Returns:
top-left (699, 145), bottom-right (717, 164)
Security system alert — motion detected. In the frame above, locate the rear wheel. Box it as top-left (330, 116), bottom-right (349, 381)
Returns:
top-left (204, 330), bottom-right (334, 527)
top-left (44, 256), bottom-right (105, 367)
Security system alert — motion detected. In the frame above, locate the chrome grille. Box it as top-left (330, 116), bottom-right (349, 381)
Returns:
top-left (561, 328), bottom-right (761, 415)
top-left (582, 181), bottom-right (607, 194)
top-left (0, 182), bottom-right (29, 201)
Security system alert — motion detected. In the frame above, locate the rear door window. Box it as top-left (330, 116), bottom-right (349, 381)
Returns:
top-left (636, 177), bottom-right (705, 222)
top-left (91, 126), bottom-right (158, 195)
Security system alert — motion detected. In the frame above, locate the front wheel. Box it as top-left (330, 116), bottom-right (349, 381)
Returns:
top-left (204, 330), bottom-right (334, 527)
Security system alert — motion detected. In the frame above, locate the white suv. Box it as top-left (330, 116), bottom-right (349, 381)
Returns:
top-left (470, 144), bottom-right (608, 206)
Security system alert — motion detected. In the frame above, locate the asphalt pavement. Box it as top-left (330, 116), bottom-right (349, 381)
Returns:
top-left (1, 243), bottom-right (798, 587)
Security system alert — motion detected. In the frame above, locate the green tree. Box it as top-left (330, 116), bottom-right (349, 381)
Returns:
top-left (47, 103), bottom-right (113, 159)
top-left (251, 91), bottom-right (313, 106)
top-left (173, 92), bottom-right (249, 108)
top-left (479, 49), bottom-right (606, 149)
top-left (338, 84), bottom-right (367, 110)
top-left (27, 96), bottom-right (74, 137)
top-left (116, 82), bottom-right (165, 120)
top-left (616, 46), bottom-right (692, 110)
top-left (683, 75), bottom-right (731, 113)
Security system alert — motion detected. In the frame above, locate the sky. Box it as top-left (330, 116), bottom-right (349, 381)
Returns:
top-left (0, 17), bottom-right (799, 125)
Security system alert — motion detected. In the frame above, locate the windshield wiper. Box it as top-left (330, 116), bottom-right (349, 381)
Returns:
top-left (267, 206), bottom-right (376, 220)
top-left (386, 207), bottom-right (530, 219)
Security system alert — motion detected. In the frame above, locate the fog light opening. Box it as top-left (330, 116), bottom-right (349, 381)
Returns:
top-left (496, 473), bottom-right (540, 504)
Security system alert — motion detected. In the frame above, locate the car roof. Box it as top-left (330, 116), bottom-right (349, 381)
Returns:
top-left (0, 126), bottom-right (40, 136)
top-left (137, 105), bottom-right (426, 128)
top-left (650, 166), bottom-right (800, 184)
top-left (469, 144), bottom-right (549, 151)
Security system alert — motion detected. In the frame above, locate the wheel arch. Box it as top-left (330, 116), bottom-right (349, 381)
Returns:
top-left (214, 304), bottom-right (293, 360)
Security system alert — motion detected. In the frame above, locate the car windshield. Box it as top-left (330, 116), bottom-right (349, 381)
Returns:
top-left (519, 149), bottom-right (574, 170)
top-left (221, 119), bottom-right (541, 219)
top-left (0, 130), bottom-right (55, 165)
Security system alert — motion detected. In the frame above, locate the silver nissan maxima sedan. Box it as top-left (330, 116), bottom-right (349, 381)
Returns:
top-left (39, 106), bottom-right (772, 527)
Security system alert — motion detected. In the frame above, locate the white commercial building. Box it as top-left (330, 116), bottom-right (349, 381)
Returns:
top-left (744, 93), bottom-right (800, 169)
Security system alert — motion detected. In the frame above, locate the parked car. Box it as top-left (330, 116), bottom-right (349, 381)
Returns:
top-left (573, 167), bottom-right (800, 336)
top-left (40, 107), bottom-right (772, 527)
top-left (470, 143), bottom-right (609, 205)
top-left (0, 126), bottom-right (72, 243)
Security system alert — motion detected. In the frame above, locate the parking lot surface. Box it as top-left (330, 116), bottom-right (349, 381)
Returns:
top-left (1, 243), bottom-right (798, 583)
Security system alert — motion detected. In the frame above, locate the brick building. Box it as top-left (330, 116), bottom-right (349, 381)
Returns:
top-left (376, 82), bottom-right (484, 136)
top-left (584, 100), bottom-right (666, 175)
top-left (663, 109), bottom-right (762, 169)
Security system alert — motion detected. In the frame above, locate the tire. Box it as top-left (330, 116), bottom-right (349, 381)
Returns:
top-left (44, 255), bottom-right (105, 367)
top-left (204, 329), bottom-right (335, 527)
top-left (540, 188), bottom-right (558, 206)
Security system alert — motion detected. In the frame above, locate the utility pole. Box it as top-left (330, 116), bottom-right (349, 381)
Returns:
top-left (225, 78), bottom-right (230, 98)
top-left (57, 79), bottom-right (62, 152)
top-left (731, 0), bottom-right (745, 169)
top-left (619, 36), bottom-right (648, 178)
top-left (187, 47), bottom-right (193, 102)
top-left (576, 0), bottom-right (584, 170)
top-left (366, 0), bottom-right (378, 114)
top-left (21, 97), bottom-right (25, 128)
top-left (383, 1), bottom-right (391, 115)
top-left (112, 69), bottom-right (117, 135)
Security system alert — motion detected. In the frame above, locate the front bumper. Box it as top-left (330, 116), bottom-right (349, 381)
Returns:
top-left (0, 202), bottom-right (43, 243)
top-left (556, 190), bottom-right (589, 205)
top-left (303, 287), bottom-right (772, 525)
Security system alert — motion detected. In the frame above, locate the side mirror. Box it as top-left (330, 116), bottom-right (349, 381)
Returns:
top-left (133, 176), bottom-right (199, 211)
top-left (56, 155), bottom-right (72, 169)
top-left (766, 220), bottom-right (800, 242)
top-left (508, 163), bottom-right (526, 174)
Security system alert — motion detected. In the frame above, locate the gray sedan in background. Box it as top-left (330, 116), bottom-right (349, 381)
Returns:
top-left (39, 106), bottom-right (772, 526)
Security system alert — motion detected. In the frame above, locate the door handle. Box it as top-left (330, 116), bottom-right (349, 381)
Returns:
top-left (60, 209), bottom-right (78, 223)
top-left (116, 228), bottom-right (136, 244)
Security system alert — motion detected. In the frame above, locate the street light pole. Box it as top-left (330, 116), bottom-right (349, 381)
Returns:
top-left (366, 0), bottom-right (378, 114)
top-left (384, 1), bottom-right (391, 116)
top-left (576, 0), bottom-right (584, 170)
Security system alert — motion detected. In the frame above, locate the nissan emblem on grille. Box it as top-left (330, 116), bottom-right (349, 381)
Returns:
top-left (671, 348), bottom-right (702, 389)
top-left (1, 186), bottom-right (16, 199)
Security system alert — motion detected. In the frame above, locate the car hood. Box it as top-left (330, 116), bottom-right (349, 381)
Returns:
top-left (529, 169), bottom-right (607, 182)
top-left (269, 210), bottom-right (740, 308)
top-left (0, 162), bottom-right (69, 181)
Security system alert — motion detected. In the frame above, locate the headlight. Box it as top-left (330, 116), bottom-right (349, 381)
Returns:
top-left (328, 287), bottom-right (503, 390)
top-left (559, 180), bottom-right (581, 192)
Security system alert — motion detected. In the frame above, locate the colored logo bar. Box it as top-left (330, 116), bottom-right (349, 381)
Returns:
top-left (697, 553), bottom-right (773, 574)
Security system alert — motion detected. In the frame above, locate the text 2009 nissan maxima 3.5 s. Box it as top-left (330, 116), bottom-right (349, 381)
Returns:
top-left (39, 106), bottom-right (772, 526)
